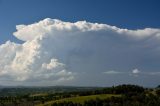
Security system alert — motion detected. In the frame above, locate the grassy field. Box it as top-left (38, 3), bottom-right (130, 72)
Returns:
top-left (36, 94), bottom-right (121, 106)
top-left (30, 93), bottom-right (48, 97)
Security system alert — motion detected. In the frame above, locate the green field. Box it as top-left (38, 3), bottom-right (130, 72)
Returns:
top-left (37, 94), bottom-right (121, 106)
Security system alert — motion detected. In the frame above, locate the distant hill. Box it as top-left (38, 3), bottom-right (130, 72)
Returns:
top-left (0, 86), bottom-right (102, 96)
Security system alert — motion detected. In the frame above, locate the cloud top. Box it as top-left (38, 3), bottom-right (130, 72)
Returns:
top-left (13, 18), bottom-right (160, 41)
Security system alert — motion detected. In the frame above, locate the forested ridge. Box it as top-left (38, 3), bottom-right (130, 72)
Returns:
top-left (0, 84), bottom-right (159, 106)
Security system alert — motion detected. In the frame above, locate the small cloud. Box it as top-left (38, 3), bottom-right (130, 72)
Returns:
top-left (132, 68), bottom-right (140, 74)
top-left (130, 68), bottom-right (141, 77)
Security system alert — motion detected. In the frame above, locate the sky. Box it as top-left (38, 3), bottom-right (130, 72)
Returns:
top-left (0, 0), bottom-right (160, 87)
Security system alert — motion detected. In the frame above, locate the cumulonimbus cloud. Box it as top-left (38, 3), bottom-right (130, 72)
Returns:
top-left (0, 18), bottom-right (160, 86)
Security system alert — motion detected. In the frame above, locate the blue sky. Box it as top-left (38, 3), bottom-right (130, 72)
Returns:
top-left (0, 0), bottom-right (160, 44)
top-left (0, 0), bottom-right (160, 87)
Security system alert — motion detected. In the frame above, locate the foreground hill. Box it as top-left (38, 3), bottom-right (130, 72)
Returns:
top-left (35, 85), bottom-right (160, 106)
top-left (0, 84), bottom-right (160, 106)
top-left (37, 94), bottom-right (121, 106)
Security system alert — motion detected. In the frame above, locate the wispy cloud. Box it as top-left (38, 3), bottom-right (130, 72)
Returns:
top-left (103, 70), bottom-right (123, 74)
top-left (146, 72), bottom-right (160, 75)
top-left (104, 69), bottom-right (160, 77)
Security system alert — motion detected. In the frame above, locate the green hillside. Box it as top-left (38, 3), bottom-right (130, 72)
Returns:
top-left (37, 94), bottom-right (121, 106)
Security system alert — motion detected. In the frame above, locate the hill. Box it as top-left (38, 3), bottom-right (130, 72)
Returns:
top-left (37, 94), bottom-right (121, 106)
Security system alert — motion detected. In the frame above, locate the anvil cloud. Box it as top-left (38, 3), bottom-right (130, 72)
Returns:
top-left (0, 18), bottom-right (160, 86)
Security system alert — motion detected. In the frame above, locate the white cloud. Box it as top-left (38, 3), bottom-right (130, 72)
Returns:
top-left (132, 69), bottom-right (140, 74)
top-left (13, 18), bottom-right (160, 42)
top-left (0, 18), bottom-right (160, 86)
top-left (42, 58), bottom-right (65, 70)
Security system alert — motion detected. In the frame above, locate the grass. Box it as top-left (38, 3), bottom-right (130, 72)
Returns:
top-left (36, 94), bottom-right (121, 106)
top-left (30, 93), bottom-right (48, 97)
